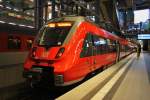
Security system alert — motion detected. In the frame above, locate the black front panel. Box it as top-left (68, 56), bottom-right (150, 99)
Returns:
top-left (24, 66), bottom-right (54, 86)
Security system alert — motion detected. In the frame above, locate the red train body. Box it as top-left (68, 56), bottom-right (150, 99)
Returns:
top-left (23, 16), bottom-right (135, 86)
top-left (0, 33), bottom-right (34, 52)
top-left (0, 24), bottom-right (35, 52)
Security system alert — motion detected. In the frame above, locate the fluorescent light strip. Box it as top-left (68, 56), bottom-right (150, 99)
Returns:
top-left (0, 4), bottom-right (3, 7)
top-left (6, 6), bottom-right (11, 10)
top-left (26, 26), bottom-right (34, 28)
top-left (8, 22), bottom-right (16, 25)
top-left (14, 8), bottom-right (19, 12)
top-left (0, 20), bottom-right (6, 23)
top-left (0, 21), bottom-right (34, 28)
top-left (19, 24), bottom-right (26, 27)
top-left (19, 24), bottom-right (34, 28)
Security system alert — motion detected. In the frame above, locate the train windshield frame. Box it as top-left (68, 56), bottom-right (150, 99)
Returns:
top-left (37, 22), bottom-right (74, 47)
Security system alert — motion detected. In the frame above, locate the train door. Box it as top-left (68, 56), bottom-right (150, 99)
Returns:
top-left (116, 41), bottom-right (120, 62)
top-left (80, 33), bottom-right (95, 72)
top-left (92, 34), bottom-right (107, 69)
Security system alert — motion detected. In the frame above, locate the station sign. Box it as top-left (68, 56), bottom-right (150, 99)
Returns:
top-left (138, 34), bottom-right (150, 39)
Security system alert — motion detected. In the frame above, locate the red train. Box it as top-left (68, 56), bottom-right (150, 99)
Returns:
top-left (23, 16), bottom-right (136, 86)
top-left (0, 33), bottom-right (34, 52)
top-left (0, 22), bottom-right (36, 66)
top-left (0, 24), bottom-right (35, 52)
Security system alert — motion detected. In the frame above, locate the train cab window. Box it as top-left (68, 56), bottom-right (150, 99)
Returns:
top-left (80, 33), bottom-right (93, 58)
top-left (8, 36), bottom-right (21, 49)
top-left (26, 39), bottom-right (33, 49)
top-left (93, 35), bottom-right (107, 54)
top-left (37, 22), bottom-right (73, 47)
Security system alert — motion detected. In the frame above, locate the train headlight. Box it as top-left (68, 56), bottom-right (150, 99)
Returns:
top-left (55, 47), bottom-right (65, 58)
top-left (31, 47), bottom-right (37, 57)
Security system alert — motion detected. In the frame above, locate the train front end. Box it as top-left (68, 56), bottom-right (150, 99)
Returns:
top-left (23, 17), bottom-right (83, 86)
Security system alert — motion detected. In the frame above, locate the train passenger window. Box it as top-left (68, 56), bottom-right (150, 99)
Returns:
top-left (121, 45), bottom-right (125, 52)
top-left (80, 33), bottom-right (93, 58)
top-left (106, 39), bottom-right (116, 52)
top-left (8, 36), bottom-right (21, 49)
top-left (26, 39), bottom-right (33, 49)
top-left (92, 35), bottom-right (107, 54)
top-left (125, 46), bottom-right (130, 52)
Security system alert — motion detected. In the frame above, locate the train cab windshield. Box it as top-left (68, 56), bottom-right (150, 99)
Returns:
top-left (37, 22), bottom-right (73, 47)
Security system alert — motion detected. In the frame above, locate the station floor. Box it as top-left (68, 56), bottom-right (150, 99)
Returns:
top-left (110, 52), bottom-right (150, 100)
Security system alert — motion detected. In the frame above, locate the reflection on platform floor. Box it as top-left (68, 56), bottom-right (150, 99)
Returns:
top-left (112, 52), bottom-right (150, 100)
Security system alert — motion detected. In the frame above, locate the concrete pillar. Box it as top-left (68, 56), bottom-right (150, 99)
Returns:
top-left (34, 0), bottom-right (44, 31)
top-left (102, 0), bottom-right (120, 30)
top-left (95, 0), bottom-right (101, 23)
top-left (44, 1), bottom-right (48, 23)
top-left (51, 0), bottom-right (56, 18)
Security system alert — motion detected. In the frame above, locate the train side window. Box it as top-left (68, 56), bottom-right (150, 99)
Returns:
top-left (93, 35), bottom-right (107, 54)
top-left (8, 36), bottom-right (21, 49)
top-left (125, 46), bottom-right (130, 52)
top-left (80, 33), bottom-right (93, 58)
top-left (121, 45), bottom-right (125, 52)
top-left (106, 39), bottom-right (116, 53)
top-left (26, 39), bottom-right (33, 49)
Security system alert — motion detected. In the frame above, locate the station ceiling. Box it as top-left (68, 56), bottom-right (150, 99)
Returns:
top-left (1, 0), bottom-right (150, 11)
top-left (118, 0), bottom-right (150, 10)
top-left (0, 0), bottom-right (149, 32)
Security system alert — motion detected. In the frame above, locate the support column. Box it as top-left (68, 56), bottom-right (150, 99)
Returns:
top-left (51, 0), bottom-right (56, 18)
top-left (34, 0), bottom-right (44, 31)
top-left (95, 0), bottom-right (101, 23)
top-left (123, 10), bottom-right (127, 34)
top-left (102, 0), bottom-right (121, 36)
top-left (44, 0), bottom-right (48, 23)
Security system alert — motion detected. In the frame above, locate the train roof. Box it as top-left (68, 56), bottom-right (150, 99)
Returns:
top-left (47, 16), bottom-right (86, 23)
top-left (47, 16), bottom-right (128, 42)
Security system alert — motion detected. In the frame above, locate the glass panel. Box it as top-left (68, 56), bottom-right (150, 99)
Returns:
top-left (106, 39), bottom-right (116, 52)
top-left (80, 33), bottom-right (93, 58)
top-left (37, 22), bottom-right (73, 47)
top-left (93, 35), bottom-right (107, 54)
top-left (8, 35), bottom-right (21, 49)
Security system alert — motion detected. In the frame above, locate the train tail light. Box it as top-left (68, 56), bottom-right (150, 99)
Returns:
top-left (55, 47), bottom-right (65, 59)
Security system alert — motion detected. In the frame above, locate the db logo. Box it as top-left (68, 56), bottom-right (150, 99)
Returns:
top-left (42, 52), bottom-right (49, 57)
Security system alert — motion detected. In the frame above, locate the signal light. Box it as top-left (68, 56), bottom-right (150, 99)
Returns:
top-left (55, 47), bottom-right (65, 59)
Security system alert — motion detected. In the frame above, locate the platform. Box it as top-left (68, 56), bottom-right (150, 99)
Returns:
top-left (109, 52), bottom-right (150, 100)
top-left (57, 52), bottom-right (150, 100)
